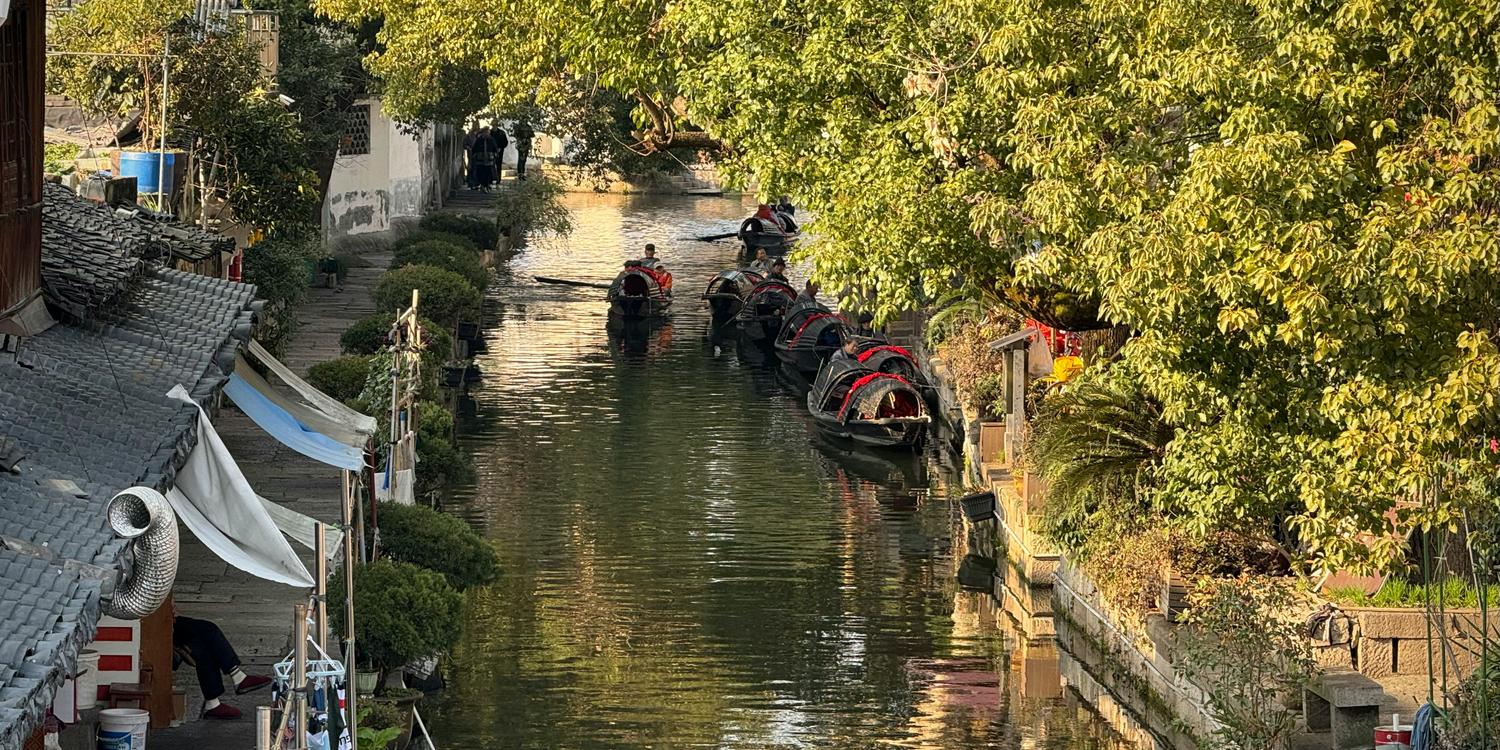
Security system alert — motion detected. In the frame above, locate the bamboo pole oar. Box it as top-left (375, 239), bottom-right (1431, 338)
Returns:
top-left (686, 231), bottom-right (738, 242)
top-left (534, 275), bottom-right (613, 290)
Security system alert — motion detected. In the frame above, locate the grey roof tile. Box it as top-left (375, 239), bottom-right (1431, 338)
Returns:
top-left (0, 187), bottom-right (257, 747)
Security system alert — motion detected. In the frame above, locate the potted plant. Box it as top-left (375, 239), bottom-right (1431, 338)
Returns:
top-left (331, 561), bottom-right (464, 691)
top-left (374, 501), bottom-right (499, 591)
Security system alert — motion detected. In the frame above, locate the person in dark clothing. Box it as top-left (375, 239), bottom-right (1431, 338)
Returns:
top-left (174, 615), bottom-right (272, 719)
top-left (513, 121), bottom-right (534, 179)
top-left (491, 127), bottom-right (508, 178)
top-left (768, 258), bottom-right (789, 282)
top-left (469, 128), bottom-right (500, 190)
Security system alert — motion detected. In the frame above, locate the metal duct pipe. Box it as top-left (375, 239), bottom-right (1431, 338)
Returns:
top-left (103, 487), bottom-right (180, 620)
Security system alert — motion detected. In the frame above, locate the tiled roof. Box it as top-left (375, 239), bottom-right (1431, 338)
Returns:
top-left (0, 186), bottom-right (258, 747)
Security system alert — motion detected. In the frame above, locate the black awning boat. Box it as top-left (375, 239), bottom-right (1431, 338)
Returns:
top-left (607, 261), bottom-right (672, 320)
top-left (735, 278), bottom-right (797, 342)
top-left (806, 358), bottom-right (930, 449)
top-left (774, 300), bottom-right (848, 376)
top-left (701, 268), bottom-right (764, 323)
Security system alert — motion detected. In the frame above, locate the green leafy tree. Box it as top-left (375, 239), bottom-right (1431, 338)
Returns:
top-left (316, 0), bottom-right (1500, 574)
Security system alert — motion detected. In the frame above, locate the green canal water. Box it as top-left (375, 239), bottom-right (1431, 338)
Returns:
top-left (430, 193), bottom-right (1134, 749)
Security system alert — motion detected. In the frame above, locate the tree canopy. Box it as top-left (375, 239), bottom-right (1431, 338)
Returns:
top-left (315, 0), bottom-right (1497, 573)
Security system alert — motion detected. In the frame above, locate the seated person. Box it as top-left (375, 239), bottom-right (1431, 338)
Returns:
top-left (767, 259), bottom-right (790, 282)
top-left (749, 248), bottom-right (773, 276)
top-left (640, 243), bottom-right (661, 268)
top-left (796, 280), bottom-right (819, 305)
top-left (657, 264), bottom-right (674, 295)
top-left (174, 612), bottom-right (272, 720)
top-left (832, 337), bottom-right (861, 362)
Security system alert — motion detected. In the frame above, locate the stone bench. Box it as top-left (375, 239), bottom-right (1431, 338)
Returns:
top-left (1304, 670), bottom-right (1385, 749)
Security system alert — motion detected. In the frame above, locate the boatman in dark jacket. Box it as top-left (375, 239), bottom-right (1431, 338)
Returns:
top-left (796, 280), bottom-right (819, 304)
top-left (768, 258), bottom-right (789, 282)
top-left (832, 337), bottom-right (860, 362)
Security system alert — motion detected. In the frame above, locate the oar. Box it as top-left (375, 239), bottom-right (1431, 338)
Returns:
top-left (533, 275), bottom-right (612, 290)
top-left (687, 231), bottom-right (738, 243)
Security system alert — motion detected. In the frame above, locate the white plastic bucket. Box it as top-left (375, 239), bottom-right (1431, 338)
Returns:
top-left (76, 650), bottom-right (100, 710)
top-left (98, 708), bottom-right (148, 750)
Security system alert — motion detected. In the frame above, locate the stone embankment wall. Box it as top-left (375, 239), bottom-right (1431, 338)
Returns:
top-left (909, 311), bottom-right (1217, 750)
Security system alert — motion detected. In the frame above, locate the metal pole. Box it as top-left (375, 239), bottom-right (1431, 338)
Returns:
top-left (314, 522), bottom-right (329, 652)
top-left (294, 603), bottom-right (309, 750)
top-left (159, 33), bottom-right (169, 211)
top-left (342, 471), bottom-right (359, 750)
top-left (256, 705), bottom-right (273, 750)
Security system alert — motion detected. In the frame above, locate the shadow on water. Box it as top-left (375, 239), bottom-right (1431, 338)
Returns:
top-left (428, 192), bottom-right (1136, 749)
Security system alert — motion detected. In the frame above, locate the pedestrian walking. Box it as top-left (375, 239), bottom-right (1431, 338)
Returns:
top-left (513, 121), bottom-right (534, 180)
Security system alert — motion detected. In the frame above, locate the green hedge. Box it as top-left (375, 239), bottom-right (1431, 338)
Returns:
top-left (419, 213), bottom-right (497, 251)
top-left (376, 502), bottom-right (498, 590)
top-left (305, 355), bottom-right (374, 402)
top-left (340, 313), bottom-right (455, 360)
top-left (393, 229), bottom-right (479, 256)
top-left (373, 265), bottom-right (481, 327)
top-left (391, 239), bottom-right (490, 294)
top-left (330, 561), bottom-right (462, 673)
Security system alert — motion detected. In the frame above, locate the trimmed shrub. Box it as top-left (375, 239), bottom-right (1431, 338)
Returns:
top-left (419, 213), bottom-right (497, 251)
top-left (393, 229), bottom-right (479, 256)
top-left (373, 265), bottom-right (481, 327)
top-left (391, 239), bottom-right (490, 293)
top-left (376, 502), bottom-right (498, 590)
top-left (330, 561), bottom-right (462, 675)
top-left (416, 433), bottom-right (473, 495)
top-left (305, 355), bottom-right (373, 402)
top-left (340, 313), bottom-right (455, 359)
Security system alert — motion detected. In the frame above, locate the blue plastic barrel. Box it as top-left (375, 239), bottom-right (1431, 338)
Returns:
top-left (116, 151), bottom-right (178, 196)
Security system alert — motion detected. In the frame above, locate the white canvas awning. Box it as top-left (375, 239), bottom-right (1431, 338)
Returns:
top-left (166, 385), bottom-right (315, 588)
top-left (245, 340), bottom-right (378, 439)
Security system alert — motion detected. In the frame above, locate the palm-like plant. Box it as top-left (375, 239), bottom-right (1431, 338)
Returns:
top-left (1027, 370), bottom-right (1174, 552)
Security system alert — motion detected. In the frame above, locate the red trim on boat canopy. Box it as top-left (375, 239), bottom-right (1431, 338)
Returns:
top-left (751, 280), bottom-right (795, 297)
top-left (856, 344), bottom-right (914, 364)
top-left (836, 372), bottom-right (914, 420)
top-left (789, 312), bottom-right (839, 348)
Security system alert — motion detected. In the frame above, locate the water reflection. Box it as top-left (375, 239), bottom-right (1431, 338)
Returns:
top-left (430, 193), bottom-right (1129, 749)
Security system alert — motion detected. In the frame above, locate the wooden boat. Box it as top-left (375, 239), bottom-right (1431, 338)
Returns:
top-left (701, 268), bottom-right (764, 325)
top-left (607, 261), bottom-right (672, 320)
top-left (774, 300), bottom-right (847, 377)
top-left (734, 278), bottom-right (797, 343)
top-left (850, 338), bottom-right (936, 400)
top-left (737, 205), bottom-right (799, 256)
top-left (806, 357), bottom-right (930, 448)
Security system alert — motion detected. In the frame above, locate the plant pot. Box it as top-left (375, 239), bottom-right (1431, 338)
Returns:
top-left (1160, 570), bottom-right (1194, 623)
top-left (463, 363), bottom-right (482, 384)
top-left (440, 364), bottom-right (464, 388)
top-left (959, 490), bottom-right (997, 523)
top-left (355, 669), bottom-right (380, 695)
top-left (455, 321), bottom-right (480, 342)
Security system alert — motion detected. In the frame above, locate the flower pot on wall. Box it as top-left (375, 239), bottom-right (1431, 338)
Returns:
top-left (355, 669), bottom-right (380, 695)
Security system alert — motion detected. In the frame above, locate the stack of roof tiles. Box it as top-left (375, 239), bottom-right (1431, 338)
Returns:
top-left (0, 185), bottom-right (258, 746)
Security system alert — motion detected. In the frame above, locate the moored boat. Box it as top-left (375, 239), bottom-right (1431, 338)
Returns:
top-left (607, 261), bottom-right (672, 320)
top-left (737, 204), bottom-right (798, 256)
top-left (701, 268), bottom-right (764, 325)
top-left (806, 358), bottom-right (930, 448)
top-left (774, 301), bottom-right (848, 377)
top-left (734, 278), bottom-right (797, 343)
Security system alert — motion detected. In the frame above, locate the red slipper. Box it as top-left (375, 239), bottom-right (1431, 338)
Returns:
top-left (203, 703), bottom-right (242, 720)
top-left (236, 675), bottom-right (272, 695)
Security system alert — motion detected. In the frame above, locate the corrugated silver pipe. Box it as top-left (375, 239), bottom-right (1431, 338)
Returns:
top-left (103, 487), bottom-right (180, 619)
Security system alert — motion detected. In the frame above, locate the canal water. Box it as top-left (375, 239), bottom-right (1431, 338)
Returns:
top-left (430, 193), bottom-right (1131, 749)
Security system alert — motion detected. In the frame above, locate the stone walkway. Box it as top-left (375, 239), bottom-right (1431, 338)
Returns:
top-left (149, 232), bottom-right (395, 749)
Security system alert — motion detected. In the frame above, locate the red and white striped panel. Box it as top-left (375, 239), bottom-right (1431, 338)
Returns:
top-left (89, 617), bottom-right (140, 699)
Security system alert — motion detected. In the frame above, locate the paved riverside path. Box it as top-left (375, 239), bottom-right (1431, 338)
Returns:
top-left (149, 232), bottom-right (394, 748)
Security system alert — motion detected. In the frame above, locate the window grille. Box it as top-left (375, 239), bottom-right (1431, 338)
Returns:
top-left (339, 105), bottom-right (371, 156)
